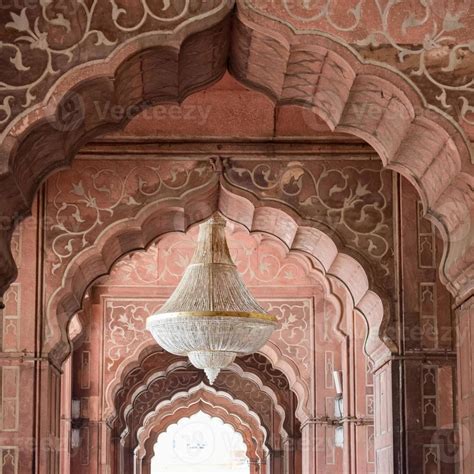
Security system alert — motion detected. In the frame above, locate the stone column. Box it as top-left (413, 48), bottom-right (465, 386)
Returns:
top-left (395, 179), bottom-right (457, 473)
top-left (142, 457), bottom-right (152, 474)
top-left (37, 360), bottom-right (63, 474)
top-left (282, 436), bottom-right (301, 474)
top-left (457, 295), bottom-right (474, 472)
top-left (263, 451), bottom-right (272, 474)
top-left (70, 299), bottom-right (103, 474)
top-left (300, 420), bottom-right (328, 473)
top-left (270, 449), bottom-right (284, 473)
top-left (60, 356), bottom-right (73, 474)
top-left (99, 422), bottom-right (113, 474)
top-left (0, 210), bottom-right (63, 474)
top-left (134, 453), bottom-right (142, 474)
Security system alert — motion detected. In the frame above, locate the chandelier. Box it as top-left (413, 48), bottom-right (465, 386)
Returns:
top-left (147, 213), bottom-right (277, 384)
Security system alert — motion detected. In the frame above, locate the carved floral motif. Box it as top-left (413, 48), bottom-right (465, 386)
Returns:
top-left (46, 160), bottom-right (215, 274)
top-left (105, 300), bottom-right (158, 371)
top-left (224, 160), bottom-right (393, 283)
top-left (103, 297), bottom-right (314, 383)
top-left (238, 353), bottom-right (291, 392)
top-left (264, 299), bottom-right (312, 381)
top-left (0, 0), bottom-right (471, 134)
top-left (106, 226), bottom-right (317, 287)
top-left (0, 0), bottom-right (228, 130)
top-left (245, 0), bottom-right (474, 124)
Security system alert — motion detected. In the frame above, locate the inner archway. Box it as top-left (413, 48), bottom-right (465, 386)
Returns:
top-left (62, 209), bottom-right (378, 474)
top-left (150, 411), bottom-right (250, 474)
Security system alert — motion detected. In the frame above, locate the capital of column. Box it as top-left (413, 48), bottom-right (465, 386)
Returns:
top-left (449, 267), bottom-right (474, 309)
top-left (455, 294), bottom-right (474, 327)
top-left (457, 293), bottom-right (474, 311)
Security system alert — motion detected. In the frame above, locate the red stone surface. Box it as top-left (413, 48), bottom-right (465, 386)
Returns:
top-left (0, 3), bottom-right (469, 473)
top-left (0, 1), bottom-right (471, 306)
top-left (42, 156), bottom-right (392, 367)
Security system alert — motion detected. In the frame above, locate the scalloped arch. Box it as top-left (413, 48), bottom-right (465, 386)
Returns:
top-left (119, 358), bottom-right (289, 445)
top-left (141, 405), bottom-right (259, 462)
top-left (101, 209), bottom-right (350, 424)
top-left (0, 2), bottom-right (471, 303)
top-left (47, 186), bottom-right (387, 351)
top-left (47, 185), bottom-right (389, 426)
top-left (229, 9), bottom-right (473, 298)
top-left (136, 384), bottom-right (268, 463)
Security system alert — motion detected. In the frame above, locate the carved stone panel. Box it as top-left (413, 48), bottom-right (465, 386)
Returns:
top-left (0, 447), bottom-right (18, 474)
top-left (104, 300), bottom-right (157, 373)
top-left (223, 159), bottom-right (394, 289)
top-left (0, 0), bottom-right (231, 133)
top-left (241, 0), bottom-right (474, 129)
top-left (46, 159), bottom-right (216, 279)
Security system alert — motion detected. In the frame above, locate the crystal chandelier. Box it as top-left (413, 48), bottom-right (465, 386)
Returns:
top-left (146, 213), bottom-right (277, 384)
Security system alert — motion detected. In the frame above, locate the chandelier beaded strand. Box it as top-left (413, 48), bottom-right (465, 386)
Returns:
top-left (146, 213), bottom-right (277, 384)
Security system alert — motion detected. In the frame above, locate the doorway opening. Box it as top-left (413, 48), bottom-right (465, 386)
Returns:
top-left (151, 411), bottom-right (250, 474)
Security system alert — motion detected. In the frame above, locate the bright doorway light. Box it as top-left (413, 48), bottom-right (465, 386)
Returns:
top-left (151, 411), bottom-right (250, 474)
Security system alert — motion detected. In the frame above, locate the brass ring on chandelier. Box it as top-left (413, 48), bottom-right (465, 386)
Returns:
top-left (155, 311), bottom-right (278, 322)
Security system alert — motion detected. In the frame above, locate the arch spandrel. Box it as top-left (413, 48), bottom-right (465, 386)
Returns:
top-left (221, 160), bottom-right (393, 288)
top-left (239, 0), bottom-right (474, 135)
top-left (0, 1), bottom-right (234, 139)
